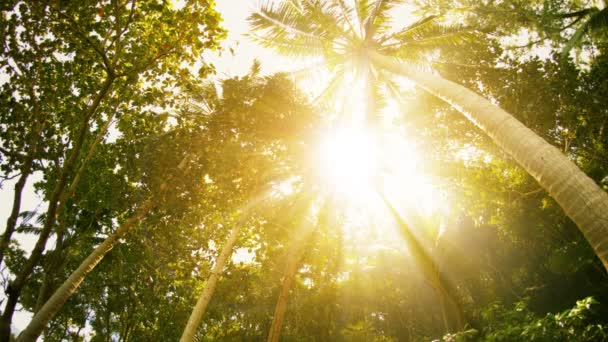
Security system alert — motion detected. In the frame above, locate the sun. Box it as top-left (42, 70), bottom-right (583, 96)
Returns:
top-left (317, 126), bottom-right (380, 198)
top-left (314, 124), bottom-right (445, 215)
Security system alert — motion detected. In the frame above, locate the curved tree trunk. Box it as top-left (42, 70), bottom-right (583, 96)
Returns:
top-left (371, 52), bottom-right (608, 272)
top-left (15, 198), bottom-right (155, 342)
top-left (33, 113), bottom-right (116, 314)
top-left (16, 154), bottom-right (191, 341)
top-left (179, 225), bottom-right (242, 342)
top-left (0, 76), bottom-right (115, 341)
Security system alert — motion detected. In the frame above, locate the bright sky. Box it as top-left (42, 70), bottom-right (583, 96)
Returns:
top-left (206, 1), bottom-right (293, 77)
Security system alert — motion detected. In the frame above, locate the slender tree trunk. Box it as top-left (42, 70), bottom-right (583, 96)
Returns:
top-left (0, 118), bottom-right (44, 267)
top-left (16, 154), bottom-right (191, 341)
top-left (436, 287), bottom-right (451, 333)
top-left (179, 225), bottom-right (242, 342)
top-left (434, 281), bottom-right (463, 333)
top-left (266, 195), bottom-right (322, 342)
top-left (0, 168), bottom-right (32, 267)
top-left (267, 259), bottom-right (298, 342)
top-left (266, 233), bottom-right (311, 342)
top-left (380, 193), bottom-right (463, 332)
top-left (0, 77), bottom-right (114, 341)
top-left (371, 52), bottom-right (608, 272)
top-left (33, 113), bottom-right (116, 313)
top-left (15, 198), bottom-right (155, 342)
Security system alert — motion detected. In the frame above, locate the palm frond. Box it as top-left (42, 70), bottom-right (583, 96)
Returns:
top-left (377, 14), bottom-right (438, 44)
top-left (561, 18), bottom-right (591, 59)
top-left (299, 0), bottom-right (355, 43)
top-left (367, 71), bottom-right (389, 121)
top-left (249, 1), bottom-right (329, 46)
top-left (560, 6), bottom-right (607, 59)
top-left (385, 15), bottom-right (473, 47)
top-left (380, 26), bottom-right (473, 61)
top-left (248, 33), bottom-right (327, 57)
top-left (364, 0), bottom-right (405, 40)
top-left (250, 0), bottom-right (355, 59)
top-left (354, 0), bottom-right (374, 36)
top-left (250, 58), bottom-right (262, 77)
top-left (587, 6), bottom-right (608, 32)
top-left (381, 72), bottom-right (405, 103)
top-left (329, 0), bottom-right (359, 38)
top-left (18, 210), bottom-right (38, 225)
top-left (16, 224), bottom-right (42, 235)
top-left (313, 67), bottom-right (346, 106)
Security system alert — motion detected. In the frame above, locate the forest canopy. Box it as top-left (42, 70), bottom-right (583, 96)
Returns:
top-left (1, 0), bottom-right (608, 341)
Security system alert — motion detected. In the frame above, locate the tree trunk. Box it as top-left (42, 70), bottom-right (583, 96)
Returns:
top-left (0, 169), bottom-right (31, 267)
top-left (371, 52), bottom-right (608, 272)
top-left (266, 234), bottom-right (310, 342)
top-left (179, 225), bottom-right (242, 342)
top-left (0, 76), bottom-right (114, 341)
top-left (380, 193), bottom-right (463, 332)
top-left (33, 113), bottom-right (116, 314)
top-left (267, 260), bottom-right (298, 342)
top-left (434, 282), bottom-right (463, 333)
top-left (15, 198), bottom-right (155, 342)
top-left (266, 195), bottom-right (321, 342)
top-left (16, 154), bottom-right (191, 341)
top-left (0, 117), bottom-right (44, 267)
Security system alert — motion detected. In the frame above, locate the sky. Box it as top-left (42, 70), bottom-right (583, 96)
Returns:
top-left (205, 1), bottom-right (293, 77)
top-left (0, 1), bottom-right (284, 334)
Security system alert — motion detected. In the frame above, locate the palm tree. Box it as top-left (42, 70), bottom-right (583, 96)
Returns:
top-left (249, 0), bottom-right (608, 272)
top-left (557, 2), bottom-right (608, 58)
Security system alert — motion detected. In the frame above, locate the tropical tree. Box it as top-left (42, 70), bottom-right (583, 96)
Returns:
top-left (541, 0), bottom-right (607, 57)
top-left (266, 194), bottom-right (322, 342)
top-left (249, 0), bottom-right (608, 271)
top-left (175, 70), bottom-right (319, 340)
top-left (0, 0), bottom-right (224, 339)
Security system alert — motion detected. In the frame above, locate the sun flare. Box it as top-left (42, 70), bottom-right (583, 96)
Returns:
top-left (317, 127), bottom-right (379, 197)
top-left (314, 125), bottom-right (446, 216)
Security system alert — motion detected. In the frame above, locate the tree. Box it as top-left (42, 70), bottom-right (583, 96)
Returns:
top-left (177, 68), bottom-right (320, 340)
top-left (266, 194), bottom-right (320, 342)
top-left (249, 0), bottom-right (608, 271)
top-left (0, 0), bottom-right (224, 339)
top-left (549, 1), bottom-right (608, 58)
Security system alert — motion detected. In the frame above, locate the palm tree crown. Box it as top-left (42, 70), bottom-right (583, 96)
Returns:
top-left (249, 0), bottom-right (470, 119)
top-left (249, 0), bottom-right (608, 275)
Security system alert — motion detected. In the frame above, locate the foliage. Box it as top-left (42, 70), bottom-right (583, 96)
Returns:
top-left (1, 0), bottom-right (608, 340)
top-left (464, 297), bottom-right (607, 341)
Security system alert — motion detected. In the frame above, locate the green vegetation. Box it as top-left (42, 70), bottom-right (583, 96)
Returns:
top-left (1, 0), bottom-right (607, 341)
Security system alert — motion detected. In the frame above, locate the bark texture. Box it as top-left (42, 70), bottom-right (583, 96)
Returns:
top-left (372, 52), bottom-right (608, 272)
top-left (266, 237), bottom-right (309, 342)
top-left (179, 225), bottom-right (242, 342)
top-left (15, 198), bottom-right (155, 342)
top-left (0, 76), bottom-right (114, 342)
